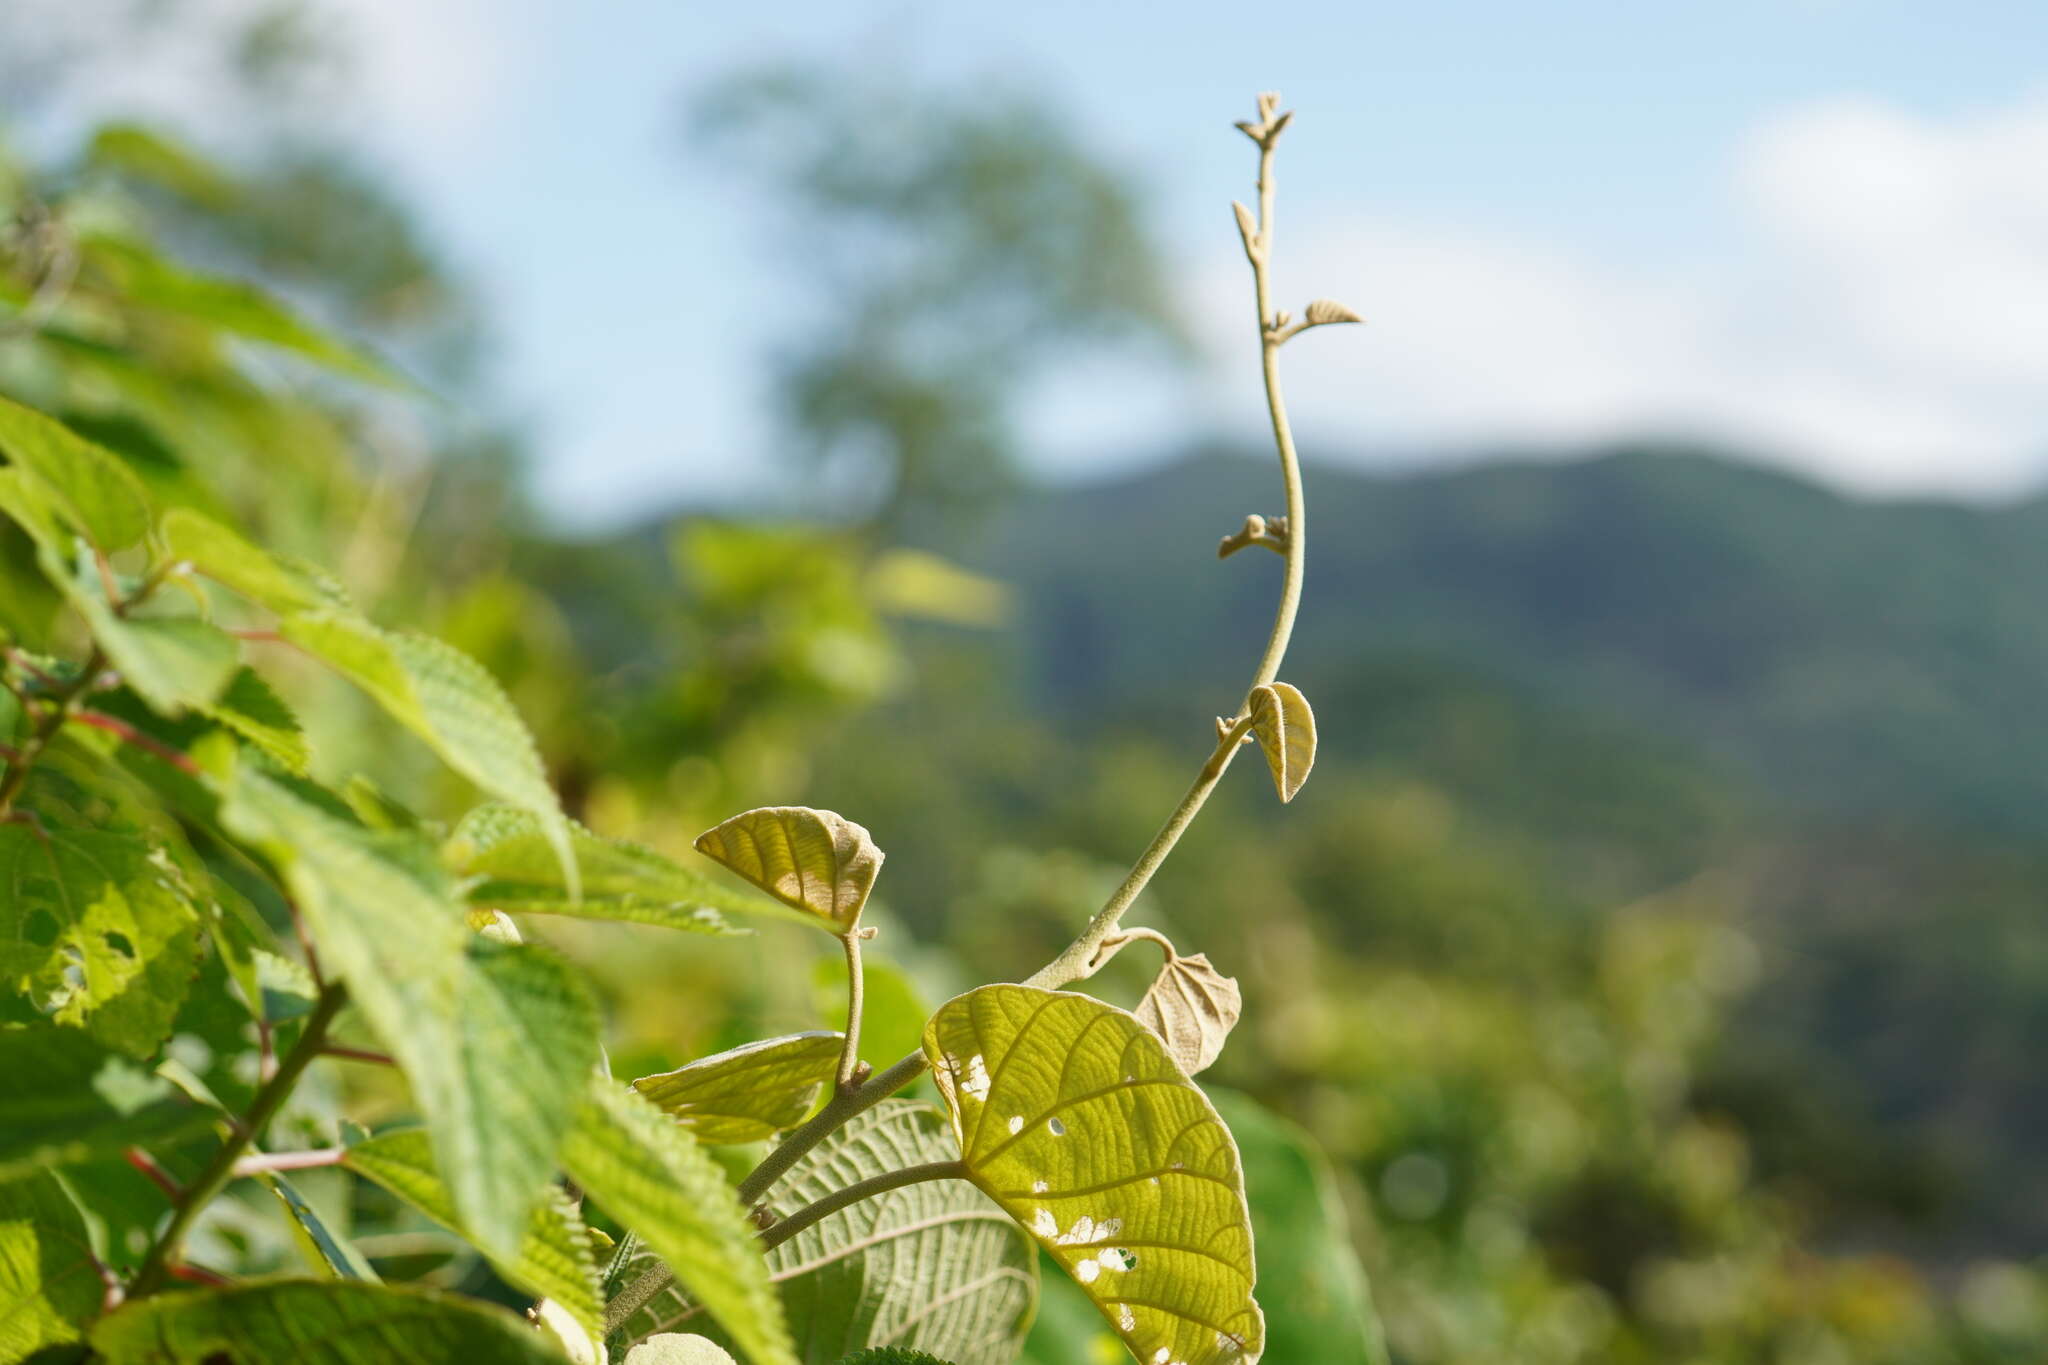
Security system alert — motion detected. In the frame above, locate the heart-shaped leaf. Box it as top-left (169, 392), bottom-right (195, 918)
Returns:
top-left (1134, 953), bottom-right (1243, 1076)
top-left (1247, 682), bottom-right (1315, 802)
top-left (923, 986), bottom-right (1264, 1365)
top-left (632, 1032), bottom-right (843, 1144)
top-left (616, 1101), bottom-right (1034, 1365)
top-left (693, 807), bottom-right (882, 930)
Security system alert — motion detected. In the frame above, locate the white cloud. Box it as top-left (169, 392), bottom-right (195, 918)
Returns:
top-left (1193, 93), bottom-right (2048, 497)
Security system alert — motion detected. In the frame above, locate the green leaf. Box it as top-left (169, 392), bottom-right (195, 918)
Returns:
top-left (46, 544), bottom-right (240, 715)
top-left (836, 1352), bottom-right (958, 1365)
top-left (1247, 682), bottom-right (1315, 803)
top-left (160, 508), bottom-right (336, 615)
top-left (86, 123), bottom-right (236, 208)
top-left (622, 1100), bottom-right (1034, 1365)
top-left (562, 1077), bottom-right (795, 1365)
top-left (83, 236), bottom-right (407, 388)
top-left (446, 806), bottom-right (766, 936)
top-left (0, 395), bottom-right (152, 550)
top-left (218, 768), bottom-right (600, 1258)
top-left (626, 1336), bottom-right (739, 1365)
top-left (0, 824), bottom-right (203, 1057)
top-left (923, 986), bottom-right (1265, 1365)
top-left (343, 1127), bottom-right (601, 1337)
top-left (88, 1281), bottom-right (571, 1363)
top-left (202, 667), bottom-right (310, 773)
top-left (693, 807), bottom-right (883, 931)
top-left (631, 1033), bottom-right (843, 1144)
top-left (0, 1028), bottom-right (206, 1180)
top-left (0, 1172), bottom-right (104, 1360)
top-left (263, 1172), bottom-right (381, 1281)
top-left (1206, 1090), bottom-right (1388, 1365)
top-left (1134, 953), bottom-right (1242, 1078)
top-left (281, 613), bottom-right (577, 898)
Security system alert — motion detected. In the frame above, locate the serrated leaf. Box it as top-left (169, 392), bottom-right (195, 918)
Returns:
top-left (1247, 682), bottom-right (1315, 802)
top-left (563, 1077), bottom-right (795, 1365)
top-left (202, 666), bottom-right (310, 772)
top-left (84, 235), bottom-right (407, 388)
top-left (1135, 954), bottom-right (1243, 1077)
top-left (924, 986), bottom-right (1264, 1365)
top-left (446, 805), bottom-right (769, 936)
top-left (0, 1172), bottom-right (104, 1359)
top-left (632, 1032), bottom-right (843, 1144)
top-left (693, 807), bottom-right (882, 931)
top-left (0, 1028), bottom-right (207, 1180)
top-left (1303, 299), bottom-right (1363, 326)
top-left (1207, 1091), bottom-right (1389, 1365)
top-left (626, 1336), bottom-right (739, 1365)
top-left (161, 507), bottom-right (335, 615)
top-left (619, 1101), bottom-right (1033, 1365)
top-left (264, 1172), bottom-right (380, 1281)
top-left (217, 768), bottom-right (599, 1258)
top-left (0, 394), bottom-right (153, 549)
top-left (343, 1127), bottom-right (601, 1336)
top-left (281, 612), bottom-right (577, 897)
top-left (836, 1353), bottom-right (958, 1365)
top-left (88, 1281), bottom-right (570, 1363)
top-left (0, 824), bottom-right (203, 1057)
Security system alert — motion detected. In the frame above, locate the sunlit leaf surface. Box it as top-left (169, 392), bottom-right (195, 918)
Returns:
top-left (694, 807), bottom-right (882, 930)
top-left (1246, 682), bottom-right (1314, 803)
top-left (632, 1032), bottom-right (843, 1144)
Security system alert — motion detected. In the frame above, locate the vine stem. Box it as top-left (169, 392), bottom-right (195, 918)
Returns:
top-left (756, 1161), bottom-right (964, 1252)
top-left (128, 984), bottom-right (349, 1297)
top-left (610, 95), bottom-right (1315, 1323)
top-left (834, 927), bottom-right (870, 1093)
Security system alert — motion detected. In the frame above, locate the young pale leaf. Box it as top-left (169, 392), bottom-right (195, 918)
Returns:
top-left (1247, 681), bottom-right (1315, 802)
top-left (0, 1028), bottom-right (207, 1180)
top-left (281, 612), bottom-right (578, 897)
top-left (1207, 1091), bottom-right (1389, 1365)
top-left (619, 1101), bottom-right (1034, 1364)
top-left (160, 507), bottom-right (337, 615)
top-left (1303, 298), bottom-right (1363, 326)
top-left (0, 1172), bottom-right (104, 1359)
top-left (218, 769), bottom-right (600, 1259)
top-left (625, 1336), bottom-right (738, 1365)
top-left (0, 394), bottom-right (153, 549)
top-left (446, 805), bottom-right (771, 936)
top-left (263, 1172), bottom-right (381, 1281)
top-left (1134, 953), bottom-right (1243, 1076)
top-left (343, 1128), bottom-right (602, 1336)
top-left (88, 1281), bottom-right (570, 1364)
top-left (562, 1077), bottom-right (796, 1365)
top-left (693, 806), bottom-right (883, 930)
top-left (0, 823), bottom-right (203, 1057)
top-left (202, 667), bottom-right (310, 773)
top-left (923, 986), bottom-right (1265, 1365)
top-left (631, 1032), bottom-right (844, 1144)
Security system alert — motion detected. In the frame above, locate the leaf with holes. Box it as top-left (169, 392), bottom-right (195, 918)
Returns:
top-left (617, 1100), bottom-right (1034, 1365)
top-left (632, 1032), bottom-right (843, 1144)
top-left (281, 611), bottom-right (576, 896)
top-left (0, 823), bottom-right (203, 1057)
top-left (0, 1172), bottom-right (104, 1359)
top-left (0, 394), bottom-right (152, 549)
top-left (1247, 682), bottom-right (1314, 803)
top-left (446, 805), bottom-right (775, 936)
top-left (564, 1076), bottom-right (795, 1365)
top-left (343, 1127), bottom-right (601, 1336)
top-left (88, 1281), bottom-right (569, 1363)
top-left (0, 1028), bottom-right (207, 1180)
top-left (924, 985), bottom-right (1264, 1365)
top-left (264, 1172), bottom-right (380, 1281)
top-left (1135, 954), bottom-right (1243, 1077)
top-left (218, 768), bottom-right (600, 1259)
top-left (694, 807), bottom-right (882, 930)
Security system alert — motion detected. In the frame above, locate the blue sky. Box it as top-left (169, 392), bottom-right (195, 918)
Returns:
top-left (21, 1), bottom-right (2048, 526)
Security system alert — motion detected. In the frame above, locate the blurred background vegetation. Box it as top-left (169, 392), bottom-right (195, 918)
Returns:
top-left (5, 4), bottom-right (2048, 1363)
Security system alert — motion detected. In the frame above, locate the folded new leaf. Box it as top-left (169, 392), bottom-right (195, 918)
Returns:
top-left (1134, 952), bottom-right (1243, 1076)
top-left (1247, 682), bottom-right (1315, 802)
top-left (693, 807), bottom-right (883, 931)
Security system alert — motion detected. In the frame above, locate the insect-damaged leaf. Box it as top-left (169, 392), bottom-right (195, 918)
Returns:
top-left (631, 1031), bottom-right (843, 1144)
top-left (616, 1101), bottom-right (1034, 1365)
top-left (1134, 953), bottom-right (1243, 1077)
top-left (693, 806), bottom-right (882, 931)
top-left (1247, 682), bottom-right (1315, 803)
top-left (344, 1128), bottom-right (602, 1337)
top-left (88, 1281), bottom-right (567, 1364)
top-left (923, 986), bottom-right (1264, 1365)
